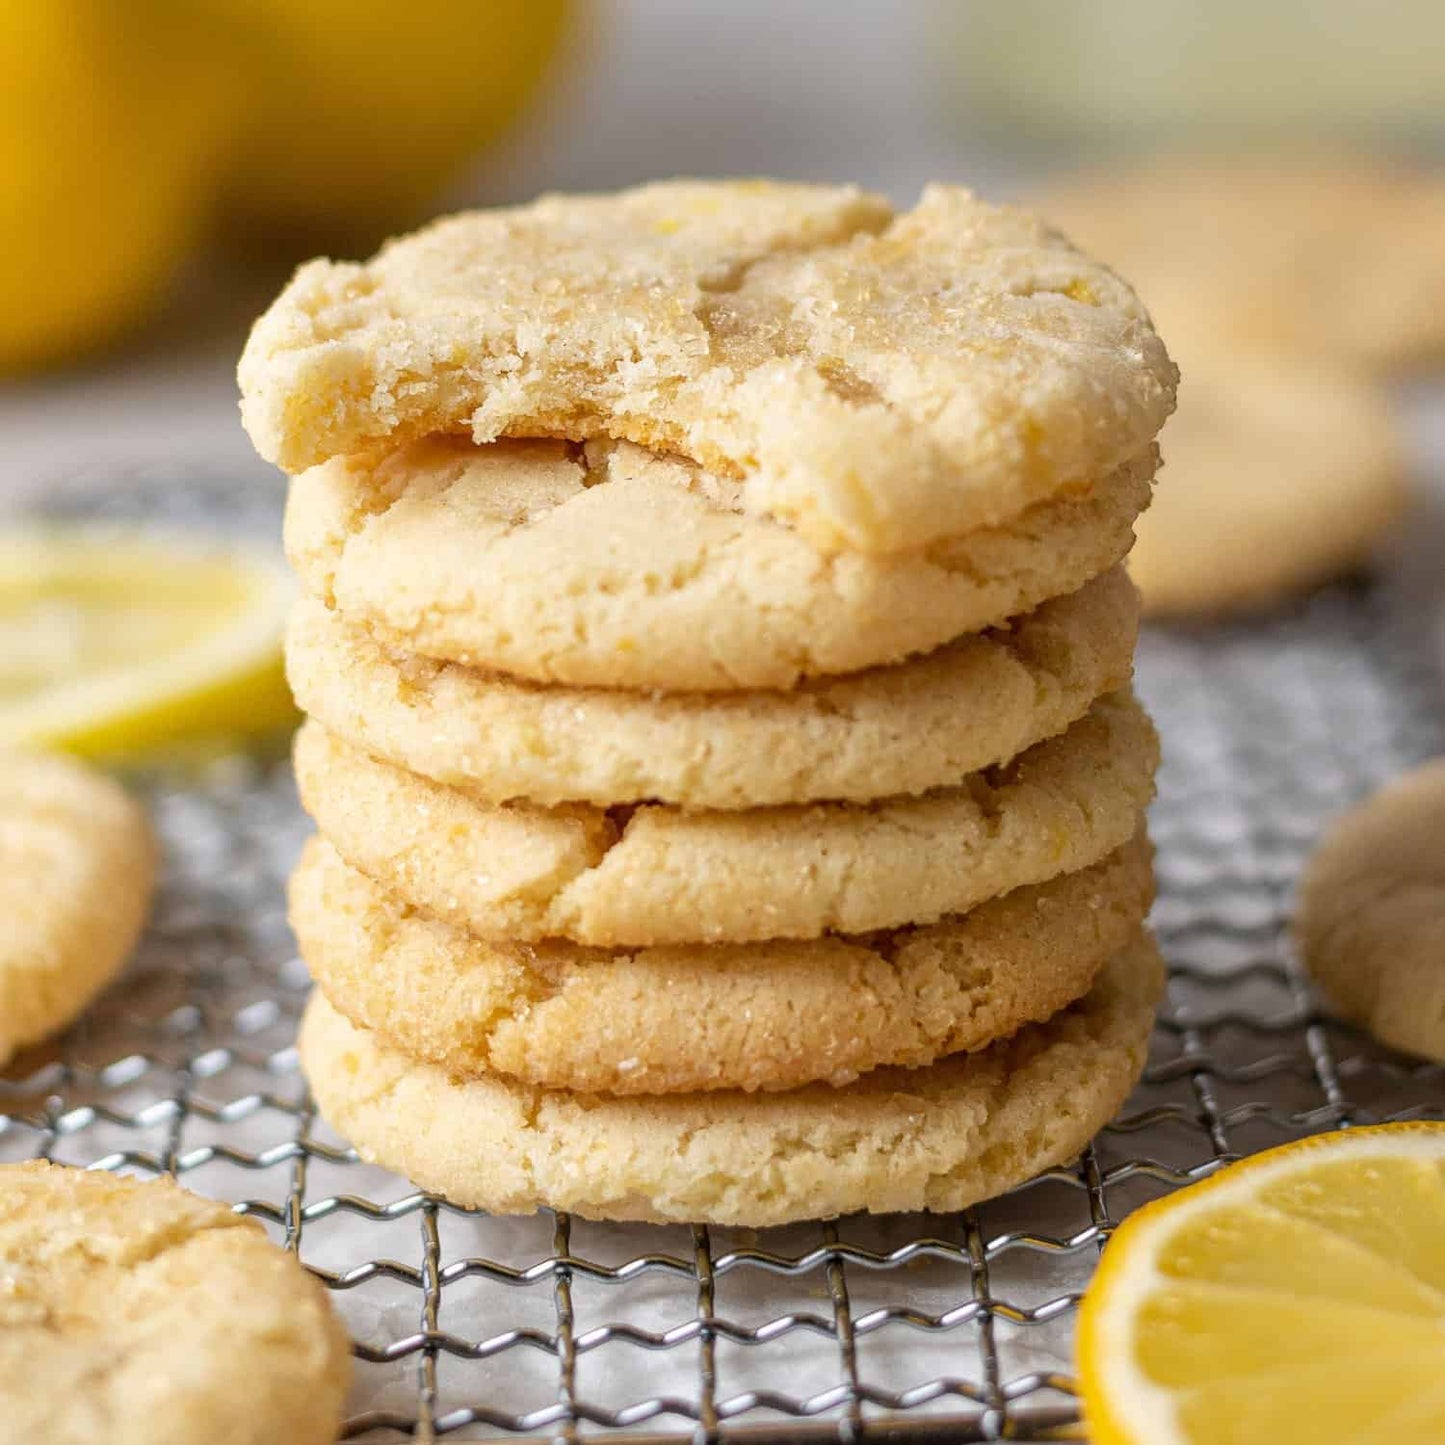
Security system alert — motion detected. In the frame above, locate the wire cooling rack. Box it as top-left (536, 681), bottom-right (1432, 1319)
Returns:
top-left (3, 467), bottom-right (1445, 1442)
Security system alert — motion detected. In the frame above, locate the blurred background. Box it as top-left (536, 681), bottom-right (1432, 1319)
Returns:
top-left (0, 0), bottom-right (1439, 485)
top-left (1, 0), bottom-right (1443, 754)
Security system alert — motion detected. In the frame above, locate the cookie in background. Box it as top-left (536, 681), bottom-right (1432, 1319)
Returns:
top-left (1122, 355), bottom-right (1407, 618)
top-left (1297, 758), bottom-right (1445, 1063)
top-left (1037, 156), bottom-right (1440, 616)
top-left (1038, 157), bottom-right (1445, 374)
top-left (0, 751), bottom-right (154, 1071)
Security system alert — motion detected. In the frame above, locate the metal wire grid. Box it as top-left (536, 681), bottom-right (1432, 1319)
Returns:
top-left (3, 472), bottom-right (1445, 1441)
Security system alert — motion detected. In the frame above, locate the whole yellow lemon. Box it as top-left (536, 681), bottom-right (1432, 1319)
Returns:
top-left (216, 0), bottom-right (571, 246)
top-left (0, 2), bottom-right (237, 372)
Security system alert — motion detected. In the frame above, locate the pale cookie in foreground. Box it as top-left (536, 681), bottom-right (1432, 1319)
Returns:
top-left (1128, 357), bottom-right (1405, 617)
top-left (286, 436), bottom-right (1155, 692)
top-left (300, 931), bottom-right (1163, 1226)
top-left (242, 179), bottom-right (1176, 554)
top-left (1297, 759), bottom-right (1445, 1062)
top-left (0, 751), bottom-right (156, 1069)
top-left (0, 1162), bottom-right (350, 1445)
top-left (294, 691), bottom-right (1157, 946)
top-left (293, 833), bottom-right (1153, 1094)
top-left (287, 567), bottom-right (1139, 808)
top-left (1040, 156), bottom-right (1445, 370)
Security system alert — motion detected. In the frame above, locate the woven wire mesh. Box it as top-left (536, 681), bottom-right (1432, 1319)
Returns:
top-left (3, 469), bottom-right (1444, 1441)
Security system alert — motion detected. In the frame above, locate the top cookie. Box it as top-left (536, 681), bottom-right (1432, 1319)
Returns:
top-left (1040, 157), bottom-right (1445, 372)
top-left (241, 179), bottom-right (1176, 554)
top-left (0, 1162), bottom-right (350, 1445)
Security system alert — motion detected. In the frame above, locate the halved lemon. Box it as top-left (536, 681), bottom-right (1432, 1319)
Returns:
top-left (0, 529), bottom-right (296, 757)
top-left (1078, 1122), bottom-right (1445, 1445)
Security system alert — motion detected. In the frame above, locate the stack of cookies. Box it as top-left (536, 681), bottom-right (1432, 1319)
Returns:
top-left (239, 180), bottom-right (1177, 1227)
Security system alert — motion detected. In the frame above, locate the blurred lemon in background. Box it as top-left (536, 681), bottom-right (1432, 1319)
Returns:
top-left (0, 530), bottom-right (295, 758)
top-left (0, 0), bottom-right (571, 370)
top-left (210, 0), bottom-right (571, 246)
top-left (0, 1), bottom-right (239, 372)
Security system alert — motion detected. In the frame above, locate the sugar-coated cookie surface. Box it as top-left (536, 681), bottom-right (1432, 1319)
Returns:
top-left (0, 1162), bottom-right (351, 1445)
top-left (285, 436), bottom-right (1155, 691)
top-left (1297, 760), bottom-right (1445, 1063)
top-left (0, 751), bottom-right (156, 1068)
top-left (300, 932), bottom-right (1163, 1225)
top-left (242, 179), bottom-right (1176, 555)
top-left (1040, 156), bottom-right (1445, 371)
top-left (1129, 356), bottom-right (1405, 617)
top-left (286, 567), bottom-right (1139, 808)
top-left (293, 833), bottom-right (1153, 1094)
top-left (294, 691), bottom-right (1157, 946)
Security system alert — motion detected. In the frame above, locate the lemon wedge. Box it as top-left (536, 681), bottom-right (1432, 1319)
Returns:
top-left (0, 529), bottom-right (296, 757)
top-left (1078, 1123), bottom-right (1445, 1445)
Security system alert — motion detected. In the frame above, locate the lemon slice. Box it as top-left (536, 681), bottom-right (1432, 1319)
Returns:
top-left (1078, 1123), bottom-right (1445, 1445)
top-left (0, 528), bottom-right (296, 757)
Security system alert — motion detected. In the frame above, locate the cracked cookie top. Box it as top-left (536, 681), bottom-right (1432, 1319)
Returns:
top-left (1119, 352), bottom-right (1404, 618)
top-left (284, 566), bottom-right (1139, 809)
top-left (297, 932), bottom-right (1164, 1225)
top-left (284, 434), bottom-right (1155, 691)
top-left (291, 691), bottom-right (1158, 947)
top-left (241, 179), bottom-right (1176, 555)
top-left (292, 831), bottom-right (1154, 1095)
top-left (0, 1163), bottom-right (350, 1445)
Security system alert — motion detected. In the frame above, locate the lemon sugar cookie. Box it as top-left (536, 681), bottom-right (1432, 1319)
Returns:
top-left (242, 180), bottom-right (1176, 554)
top-left (1127, 357), bottom-right (1406, 617)
top-left (294, 691), bottom-right (1157, 947)
top-left (1297, 760), bottom-right (1445, 1062)
top-left (1040, 156), bottom-right (1445, 372)
top-left (0, 1162), bottom-right (350, 1445)
top-left (0, 751), bottom-right (156, 1069)
top-left (300, 931), bottom-right (1163, 1226)
top-left (292, 832), bottom-right (1153, 1095)
top-left (285, 436), bottom-right (1155, 692)
top-left (286, 566), bottom-right (1140, 808)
